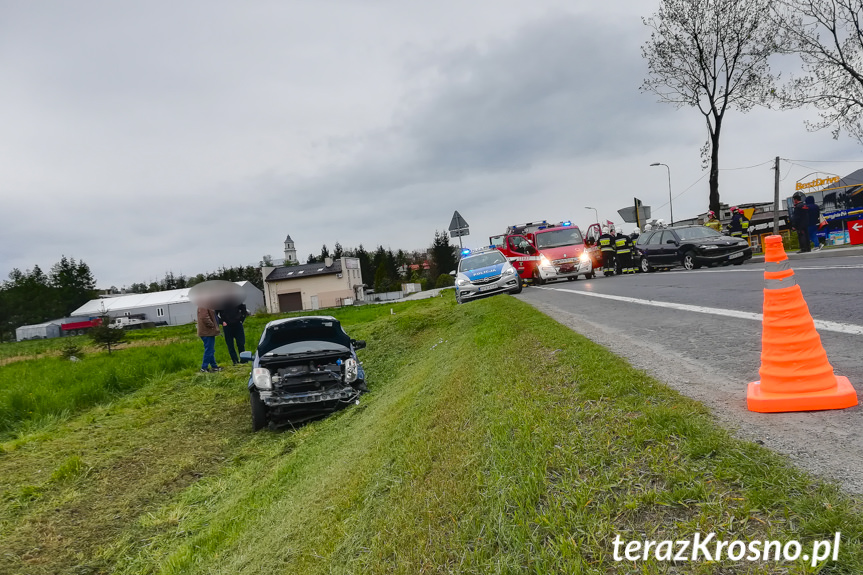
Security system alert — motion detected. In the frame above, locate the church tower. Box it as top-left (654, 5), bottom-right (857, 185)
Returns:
top-left (284, 235), bottom-right (297, 264)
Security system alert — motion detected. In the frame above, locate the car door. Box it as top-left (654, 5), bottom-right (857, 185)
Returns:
top-left (639, 231), bottom-right (659, 265)
top-left (658, 230), bottom-right (680, 266)
top-left (507, 235), bottom-right (537, 278)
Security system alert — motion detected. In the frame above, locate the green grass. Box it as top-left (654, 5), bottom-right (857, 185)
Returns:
top-left (0, 293), bottom-right (861, 574)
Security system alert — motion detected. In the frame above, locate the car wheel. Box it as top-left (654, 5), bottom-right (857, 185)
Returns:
top-left (586, 271), bottom-right (595, 279)
top-left (533, 270), bottom-right (545, 286)
top-left (682, 251), bottom-right (701, 270)
top-left (250, 390), bottom-right (268, 432)
top-left (640, 257), bottom-right (653, 273)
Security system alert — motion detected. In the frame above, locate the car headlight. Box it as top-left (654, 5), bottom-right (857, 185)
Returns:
top-left (540, 255), bottom-right (551, 266)
top-left (502, 267), bottom-right (515, 276)
top-left (344, 358), bottom-right (358, 383)
top-left (699, 245), bottom-right (719, 250)
top-left (579, 252), bottom-right (590, 262)
top-left (456, 278), bottom-right (469, 286)
top-left (252, 367), bottom-right (273, 390)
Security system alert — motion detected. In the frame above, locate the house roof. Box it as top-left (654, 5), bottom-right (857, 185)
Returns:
top-left (266, 260), bottom-right (342, 282)
top-left (72, 281), bottom-right (254, 316)
top-left (285, 234), bottom-right (294, 242)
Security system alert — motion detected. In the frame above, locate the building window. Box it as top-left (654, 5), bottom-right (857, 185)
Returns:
top-left (156, 308), bottom-right (165, 317)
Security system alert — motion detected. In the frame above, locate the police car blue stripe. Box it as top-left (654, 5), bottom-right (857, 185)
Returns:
top-left (467, 263), bottom-right (505, 280)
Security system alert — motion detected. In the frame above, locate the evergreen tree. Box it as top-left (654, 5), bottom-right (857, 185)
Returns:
top-left (89, 310), bottom-right (127, 354)
top-left (333, 242), bottom-right (343, 259)
top-left (430, 231), bottom-right (458, 280)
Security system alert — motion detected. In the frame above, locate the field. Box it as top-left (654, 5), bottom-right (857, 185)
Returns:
top-left (0, 293), bottom-right (861, 574)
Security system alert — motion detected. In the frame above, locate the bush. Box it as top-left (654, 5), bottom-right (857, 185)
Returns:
top-left (435, 273), bottom-right (455, 288)
top-left (60, 339), bottom-right (84, 361)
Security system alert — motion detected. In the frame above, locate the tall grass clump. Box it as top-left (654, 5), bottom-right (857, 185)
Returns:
top-left (0, 341), bottom-right (202, 436)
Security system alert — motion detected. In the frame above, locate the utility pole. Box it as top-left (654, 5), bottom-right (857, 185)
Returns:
top-left (773, 156), bottom-right (780, 234)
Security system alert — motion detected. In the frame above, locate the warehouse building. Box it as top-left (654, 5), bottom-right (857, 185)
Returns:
top-left (71, 281), bottom-right (265, 327)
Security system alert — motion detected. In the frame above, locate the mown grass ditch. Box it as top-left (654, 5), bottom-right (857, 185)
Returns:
top-left (0, 292), bottom-right (861, 574)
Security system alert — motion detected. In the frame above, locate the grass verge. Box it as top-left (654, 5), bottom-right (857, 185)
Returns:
top-left (0, 293), bottom-right (860, 574)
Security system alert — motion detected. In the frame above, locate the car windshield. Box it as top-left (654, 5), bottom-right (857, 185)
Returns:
top-left (263, 340), bottom-right (350, 357)
top-left (534, 228), bottom-right (584, 248)
top-left (460, 251), bottom-right (505, 271)
top-left (675, 227), bottom-right (722, 241)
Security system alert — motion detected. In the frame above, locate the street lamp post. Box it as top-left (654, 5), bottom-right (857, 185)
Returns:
top-left (585, 206), bottom-right (599, 225)
top-left (650, 162), bottom-right (673, 225)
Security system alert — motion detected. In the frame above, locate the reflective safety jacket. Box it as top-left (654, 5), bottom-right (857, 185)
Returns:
top-left (728, 213), bottom-right (744, 237)
top-left (704, 218), bottom-right (721, 232)
top-left (740, 215), bottom-right (750, 235)
top-left (614, 235), bottom-right (632, 254)
top-left (598, 233), bottom-right (616, 252)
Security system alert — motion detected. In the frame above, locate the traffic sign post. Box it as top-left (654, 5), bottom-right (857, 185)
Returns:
top-left (848, 219), bottom-right (863, 245)
top-left (448, 210), bottom-right (470, 248)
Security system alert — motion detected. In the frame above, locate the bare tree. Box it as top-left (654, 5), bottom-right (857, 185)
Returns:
top-left (642, 0), bottom-right (779, 214)
top-left (773, 0), bottom-right (863, 141)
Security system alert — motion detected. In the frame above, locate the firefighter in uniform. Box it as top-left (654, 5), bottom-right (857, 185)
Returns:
top-left (704, 210), bottom-right (721, 232)
top-left (598, 225), bottom-right (616, 276)
top-left (615, 231), bottom-right (634, 274)
top-left (727, 207), bottom-right (744, 238)
top-left (738, 208), bottom-right (751, 244)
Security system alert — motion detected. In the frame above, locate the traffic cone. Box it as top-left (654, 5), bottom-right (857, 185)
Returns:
top-left (747, 235), bottom-right (858, 412)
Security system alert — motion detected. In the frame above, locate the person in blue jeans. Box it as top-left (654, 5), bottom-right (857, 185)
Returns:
top-left (805, 195), bottom-right (824, 251)
top-left (196, 306), bottom-right (223, 372)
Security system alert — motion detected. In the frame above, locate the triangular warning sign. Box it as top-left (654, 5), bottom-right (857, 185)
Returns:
top-left (449, 210), bottom-right (469, 231)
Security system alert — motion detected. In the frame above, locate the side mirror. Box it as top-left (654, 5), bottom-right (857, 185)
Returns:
top-left (449, 270), bottom-right (456, 276)
top-left (666, 239), bottom-right (677, 244)
top-left (352, 339), bottom-right (367, 350)
top-left (239, 351), bottom-right (253, 364)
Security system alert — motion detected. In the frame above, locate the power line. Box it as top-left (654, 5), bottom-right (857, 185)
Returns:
top-left (718, 159), bottom-right (774, 171)
top-left (782, 158), bottom-right (862, 163)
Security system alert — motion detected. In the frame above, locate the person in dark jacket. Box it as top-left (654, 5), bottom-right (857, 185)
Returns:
top-left (727, 207), bottom-right (744, 238)
top-left (805, 195), bottom-right (823, 251)
top-left (598, 226), bottom-right (617, 276)
top-left (791, 192), bottom-right (811, 252)
top-left (216, 302), bottom-right (248, 365)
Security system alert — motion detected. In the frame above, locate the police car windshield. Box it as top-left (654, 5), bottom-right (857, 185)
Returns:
top-left (535, 228), bottom-right (584, 249)
top-left (459, 251), bottom-right (506, 271)
top-left (675, 227), bottom-right (721, 240)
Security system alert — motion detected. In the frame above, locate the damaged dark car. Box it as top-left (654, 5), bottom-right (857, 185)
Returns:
top-left (241, 316), bottom-right (367, 431)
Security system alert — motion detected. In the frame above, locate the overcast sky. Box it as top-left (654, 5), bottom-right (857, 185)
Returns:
top-left (2, 1), bottom-right (861, 288)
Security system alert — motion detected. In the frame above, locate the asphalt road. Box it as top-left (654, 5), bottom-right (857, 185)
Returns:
top-left (516, 253), bottom-right (863, 493)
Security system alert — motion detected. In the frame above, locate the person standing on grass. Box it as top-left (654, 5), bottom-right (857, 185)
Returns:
top-left (196, 306), bottom-right (223, 373)
top-left (217, 302), bottom-right (248, 365)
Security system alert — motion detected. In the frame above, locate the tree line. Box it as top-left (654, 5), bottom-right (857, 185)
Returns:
top-left (0, 257), bottom-right (97, 342)
top-left (0, 231), bottom-right (460, 341)
top-left (305, 231), bottom-right (458, 293)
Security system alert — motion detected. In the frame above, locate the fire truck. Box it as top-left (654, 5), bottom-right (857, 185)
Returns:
top-left (490, 220), bottom-right (603, 284)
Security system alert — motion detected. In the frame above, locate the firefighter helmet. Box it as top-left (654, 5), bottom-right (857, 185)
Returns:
top-left (730, 206), bottom-right (739, 213)
top-left (708, 210), bottom-right (716, 218)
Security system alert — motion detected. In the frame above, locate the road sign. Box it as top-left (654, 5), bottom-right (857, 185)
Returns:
top-left (449, 229), bottom-right (469, 238)
top-left (449, 211), bottom-right (469, 232)
top-left (848, 219), bottom-right (863, 245)
top-left (617, 205), bottom-right (651, 223)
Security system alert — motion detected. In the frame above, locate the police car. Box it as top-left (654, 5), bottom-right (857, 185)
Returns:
top-left (452, 247), bottom-right (522, 304)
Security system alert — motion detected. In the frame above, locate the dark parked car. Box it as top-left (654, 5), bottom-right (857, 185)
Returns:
top-left (241, 316), bottom-right (367, 430)
top-left (636, 225), bottom-right (752, 272)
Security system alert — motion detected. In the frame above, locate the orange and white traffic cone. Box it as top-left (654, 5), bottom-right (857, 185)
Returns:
top-left (747, 235), bottom-right (858, 413)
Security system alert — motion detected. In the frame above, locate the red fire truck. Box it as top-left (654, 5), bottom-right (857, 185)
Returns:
top-left (491, 220), bottom-right (603, 284)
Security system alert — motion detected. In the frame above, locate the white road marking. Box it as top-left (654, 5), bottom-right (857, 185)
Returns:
top-left (539, 287), bottom-right (863, 335)
top-left (649, 264), bottom-right (863, 275)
